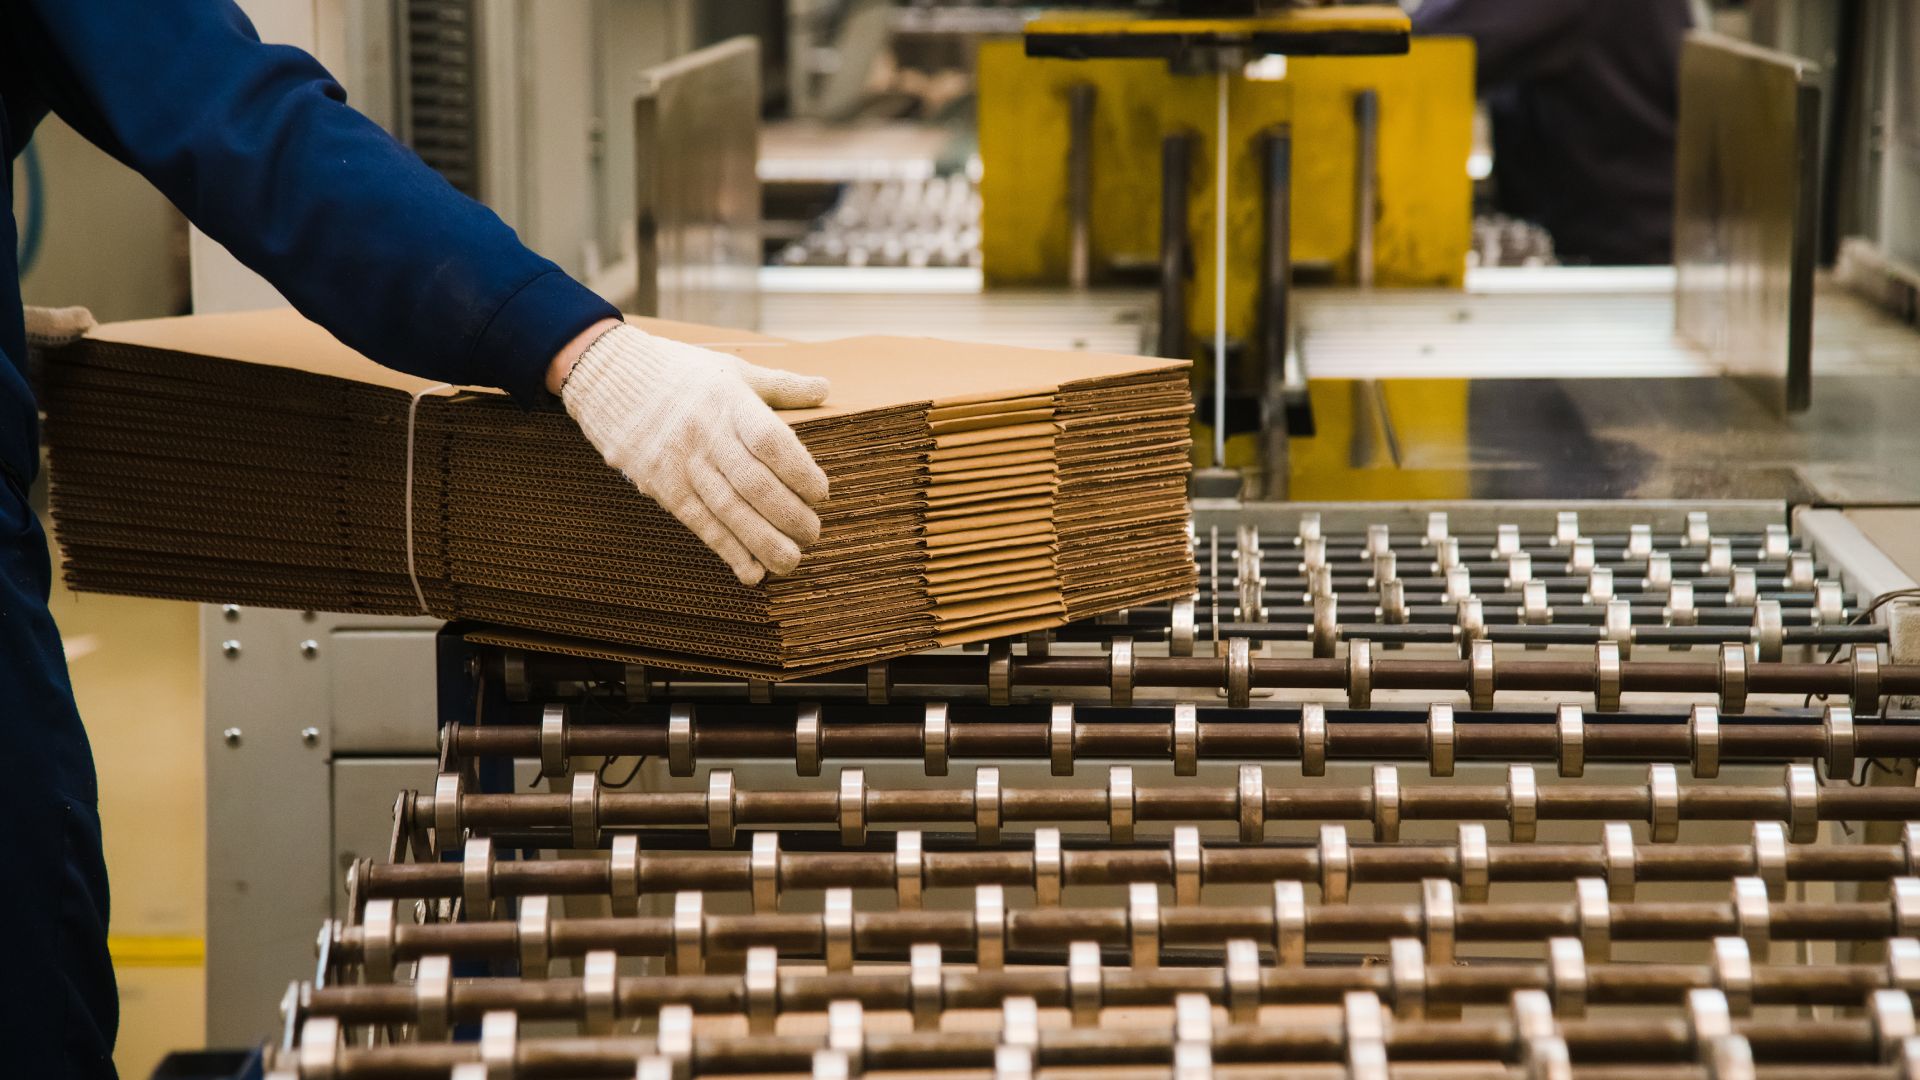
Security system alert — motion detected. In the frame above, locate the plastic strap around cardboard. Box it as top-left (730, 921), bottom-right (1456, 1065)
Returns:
top-left (406, 382), bottom-right (454, 614)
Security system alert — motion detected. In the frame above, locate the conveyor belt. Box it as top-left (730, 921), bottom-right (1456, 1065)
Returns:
top-left (263, 504), bottom-right (1920, 1080)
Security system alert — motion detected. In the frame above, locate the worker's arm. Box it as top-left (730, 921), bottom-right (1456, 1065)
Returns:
top-left (9, 0), bottom-right (609, 406)
top-left (10, 1), bottom-right (829, 583)
top-left (1411, 0), bottom-right (1595, 85)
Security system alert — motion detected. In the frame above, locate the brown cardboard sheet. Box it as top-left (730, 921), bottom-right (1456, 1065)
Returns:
top-left (920, 543), bottom-right (1055, 572)
top-left (928, 438), bottom-right (1055, 464)
top-left (928, 409), bottom-right (1056, 436)
top-left (925, 555), bottom-right (1054, 585)
top-left (924, 520), bottom-right (1054, 549)
top-left (47, 309), bottom-right (1194, 677)
top-left (923, 507), bottom-right (1051, 536)
top-left (935, 596), bottom-right (1065, 632)
top-left (927, 477), bottom-right (1056, 502)
top-left (933, 461), bottom-right (1057, 484)
top-left (940, 615), bottom-right (1064, 648)
top-left (927, 396), bottom-right (1053, 422)
top-left (926, 495), bottom-right (1050, 520)
top-left (929, 571), bottom-right (1059, 603)
top-left (931, 422), bottom-right (1059, 450)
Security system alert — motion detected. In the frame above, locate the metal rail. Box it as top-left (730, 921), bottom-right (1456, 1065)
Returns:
top-left (355, 824), bottom-right (1920, 908)
top-left (451, 702), bottom-right (1908, 777)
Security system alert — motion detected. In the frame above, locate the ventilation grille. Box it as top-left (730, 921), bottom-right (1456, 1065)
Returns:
top-left (401, 0), bottom-right (482, 197)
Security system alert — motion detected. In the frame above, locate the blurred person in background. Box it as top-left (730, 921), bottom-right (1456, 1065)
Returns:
top-left (1413, 0), bottom-right (1695, 265)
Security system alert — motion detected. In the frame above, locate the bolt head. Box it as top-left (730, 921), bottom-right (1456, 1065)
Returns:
top-left (222, 604), bottom-right (241, 621)
top-left (300, 639), bottom-right (320, 658)
top-left (301, 726), bottom-right (321, 746)
top-left (222, 727), bottom-right (243, 746)
top-left (220, 640), bottom-right (241, 658)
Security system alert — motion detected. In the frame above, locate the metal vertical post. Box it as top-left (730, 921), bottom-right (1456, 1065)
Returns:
top-left (1352, 88), bottom-right (1379, 288)
top-left (1212, 67), bottom-right (1230, 469)
top-left (1263, 124), bottom-right (1293, 404)
top-left (1067, 84), bottom-right (1097, 290)
top-left (1260, 124), bottom-right (1295, 502)
top-left (1158, 132), bottom-right (1194, 360)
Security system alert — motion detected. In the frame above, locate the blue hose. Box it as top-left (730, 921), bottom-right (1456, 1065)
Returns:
top-left (17, 141), bottom-right (45, 276)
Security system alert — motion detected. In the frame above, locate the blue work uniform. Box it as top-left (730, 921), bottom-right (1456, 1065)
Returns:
top-left (1414, 0), bottom-right (1692, 265)
top-left (1, 3), bottom-right (618, 1075)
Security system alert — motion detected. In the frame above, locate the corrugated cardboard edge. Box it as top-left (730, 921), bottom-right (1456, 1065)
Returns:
top-left (71, 312), bottom-right (1198, 675)
top-left (461, 625), bottom-right (895, 681)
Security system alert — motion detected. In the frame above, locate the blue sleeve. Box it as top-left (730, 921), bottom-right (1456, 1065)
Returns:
top-left (1413, 0), bottom-right (1595, 86)
top-left (12, 1), bottom-right (618, 405)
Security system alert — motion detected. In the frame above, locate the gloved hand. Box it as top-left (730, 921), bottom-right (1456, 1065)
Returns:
top-left (24, 305), bottom-right (96, 348)
top-left (558, 323), bottom-right (831, 585)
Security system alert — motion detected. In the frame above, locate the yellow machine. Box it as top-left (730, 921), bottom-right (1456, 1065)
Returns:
top-left (978, 38), bottom-right (1475, 295)
top-left (978, 5), bottom-right (1475, 491)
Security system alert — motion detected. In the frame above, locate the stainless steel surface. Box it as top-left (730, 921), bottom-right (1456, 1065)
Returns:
top-left (1796, 509), bottom-right (1920, 607)
top-left (1796, 508), bottom-right (1920, 672)
top-left (1844, 509), bottom-right (1920, 591)
top-left (203, 604), bottom-right (331, 1044)
top-left (1299, 274), bottom-right (1716, 379)
top-left (1297, 373), bottom-right (1920, 502)
top-left (327, 629), bottom-right (440, 754)
top-left (1878, 2), bottom-right (1920, 274)
top-left (1287, 266), bottom-right (1920, 503)
top-left (633, 36), bottom-right (762, 330)
top-left (1673, 32), bottom-right (1822, 414)
top-left (329, 758), bottom-right (438, 919)
top-left (204, 605), bottom-right (438, 1044)
top-left (1300, 271), bottom-right (1920, 379)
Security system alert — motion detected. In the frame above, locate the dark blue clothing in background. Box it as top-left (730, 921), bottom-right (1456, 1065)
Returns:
top-left (1414, 0), bottom-right (1692, 265)
top-left (2, 2), bottom-right (618, 1075)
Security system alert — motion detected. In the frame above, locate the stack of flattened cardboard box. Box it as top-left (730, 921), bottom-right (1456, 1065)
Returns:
top-left (41, 310), bottom-right (1195, 678)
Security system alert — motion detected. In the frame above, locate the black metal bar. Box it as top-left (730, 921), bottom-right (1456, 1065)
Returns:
top-left (1158, 131), bottom-right (1193, 360)
top-left (1067, 83), bottom-right (1097, 289)
top-left (1262, 123), bottom-right (1292, 405)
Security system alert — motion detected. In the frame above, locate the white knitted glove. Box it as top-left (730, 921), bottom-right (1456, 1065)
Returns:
top-left (561, 324), bottom-right (831, 585)
top-left (24, 305), bottom-right (96, 347)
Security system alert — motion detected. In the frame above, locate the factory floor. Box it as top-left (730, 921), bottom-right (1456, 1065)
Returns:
top-left (41, 518), bottom-right (206, 1078)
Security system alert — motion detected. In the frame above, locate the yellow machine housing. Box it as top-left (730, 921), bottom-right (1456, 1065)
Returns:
top-left (978, 32), bottom-right (1475, 483)
top-left (979, 37), bottom-right (1475, 316)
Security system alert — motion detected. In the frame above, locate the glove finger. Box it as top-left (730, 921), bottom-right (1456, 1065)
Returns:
top-left (659, 475), bottom-right (766, 586)
top-left (737, 359), bottom-right (831, 410)
top-left (690, 456), bottom-right (805, 577)
top-left (709, 443), bottom-right (822, 550)
top-left (735, 405), bottom-right (831, 507)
